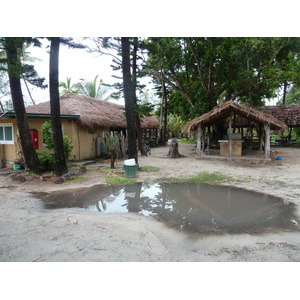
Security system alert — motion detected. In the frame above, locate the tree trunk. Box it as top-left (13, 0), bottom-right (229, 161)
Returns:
top-left (282, 81), bottom-right (288, 105)
top-left (5, 38), bottom-right (42, 174)
top-left (132, 38), bottom-right (146, 157)
top-left (167, 138), bottom-right (183, 158)
top-left (121, 37), bottom-right (137, 163)
top-left (264, 123), bottom-right (271, 159)
top-left (196, 125), bottom-right (202, 156)
top-left (49, 38), bottom-right (68, 176)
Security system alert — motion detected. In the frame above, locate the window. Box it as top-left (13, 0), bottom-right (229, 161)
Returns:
top-left (0, 123), bottom-right (14, 144)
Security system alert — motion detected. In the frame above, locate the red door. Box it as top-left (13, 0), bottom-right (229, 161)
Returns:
top-left (30, 129), bottom-right (39, 149)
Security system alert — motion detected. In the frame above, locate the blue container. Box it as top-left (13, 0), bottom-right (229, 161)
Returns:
top-left (275, 156), bottom-right (282, 160)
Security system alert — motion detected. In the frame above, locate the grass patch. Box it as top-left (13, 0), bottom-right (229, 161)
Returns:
top-left (139, 165), bottom-right (160, 172)
top-left (86, 167), bottom-right (99, 171)
top-left (106, 176), bottom-right (136, 186)
top-left (179, 138), bottom-right (196, 144)
top-left (187, 172), bottom-right (231, 184)
top-left (155, 171), bottom-right (232, 185)
top-left (67, 175), bottom-right (86, 183)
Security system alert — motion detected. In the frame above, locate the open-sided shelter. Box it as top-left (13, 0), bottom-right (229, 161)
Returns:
top-left (0, 93), bottom-right (159, 168)
top-left (183, 101), bottom-right (288, 159)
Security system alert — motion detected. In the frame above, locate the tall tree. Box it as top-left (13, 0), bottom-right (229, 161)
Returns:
top-left (121, 37), bottom-right (137, 162)
top-left (146, 37), bottom-right (299, 121)
top-left (76, 75), bottom-right (113, 100)
top-left (4, 37), bottom-right (44, 174)
top-left (49, 37), bottom-right (68, 176)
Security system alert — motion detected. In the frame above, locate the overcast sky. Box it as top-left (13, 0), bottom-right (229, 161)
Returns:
top-left (27, 38), bottom-right (123, 104)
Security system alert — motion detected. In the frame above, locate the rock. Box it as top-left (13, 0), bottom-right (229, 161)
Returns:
top-left (54, 177), bottom-right (65, 184)
top-left (15, 175), bottom-right (27, 183)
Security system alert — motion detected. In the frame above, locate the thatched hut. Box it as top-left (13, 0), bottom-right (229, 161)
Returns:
top-left (260, 104), bottom-right (300, 128)
top-left (26, 93), bottom-right (159, 131)
top-left (0, 93), bottom-right (159, 167)
top-left (183, 101), bottom-right (288, 160)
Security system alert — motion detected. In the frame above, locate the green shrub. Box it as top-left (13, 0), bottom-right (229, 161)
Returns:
top-left (145, 137), bottom-right (157, 148)
top-left (36, 151), bottom-right (56, 171)
top-left (41, 121), bottom-right (74, 162)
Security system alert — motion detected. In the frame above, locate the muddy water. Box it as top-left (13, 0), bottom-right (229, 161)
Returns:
top-left (32, 183), bottom-right (299, 234)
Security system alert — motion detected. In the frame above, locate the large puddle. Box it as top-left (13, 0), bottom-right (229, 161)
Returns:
top-left (32, 183), bottom-right (300, 234)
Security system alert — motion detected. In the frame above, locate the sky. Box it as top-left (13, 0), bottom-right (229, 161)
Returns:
top-left (26, 37), bottom-right (282, 107)
top-left (27, 38), bottom-right (124, 104)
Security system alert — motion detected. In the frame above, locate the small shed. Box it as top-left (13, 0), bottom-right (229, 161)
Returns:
top-left (183, 101), bottom-right (288, 159)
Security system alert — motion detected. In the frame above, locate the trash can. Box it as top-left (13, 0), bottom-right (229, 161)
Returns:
top-left (123, 159), bottom-right (138, 178)
top-left (124, 164), bottom-right (138, 178)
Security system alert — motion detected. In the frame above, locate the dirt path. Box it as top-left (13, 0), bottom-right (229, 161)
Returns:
top-left (1, 142), bottom-right (300, 262)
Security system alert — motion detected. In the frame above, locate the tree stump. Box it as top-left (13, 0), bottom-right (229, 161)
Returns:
top-left (167, 138), bottom-right (184, 158)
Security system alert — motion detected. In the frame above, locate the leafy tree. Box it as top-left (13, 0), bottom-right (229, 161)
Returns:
top-left (89, 37), bottom-right (150, 155)
top-left (0, 70), bottom-right (10, 108)
top-left (3, 37), bottom-right (46, 174)
top-left (76, 75), bottom-right (113, 100)
top-left (145, 37), bottom-right (300, 121)
top-left (277, 84), bottom-right (300, 105)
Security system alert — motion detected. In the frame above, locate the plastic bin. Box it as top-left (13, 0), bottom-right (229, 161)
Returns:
top-left (13, 163), bottom-right (21, 170)
top-left (124, 164), bottom-right (138, 178)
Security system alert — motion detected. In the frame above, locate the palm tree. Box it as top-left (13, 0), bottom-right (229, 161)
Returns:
top-left (4, 37), bottom-right (42, 174)
top-left (76, 75), bottom-right (113, 100)
top-left (49, 37), bottom-right (68, 176)
top-left (59, 77), bottom-right (79, 95)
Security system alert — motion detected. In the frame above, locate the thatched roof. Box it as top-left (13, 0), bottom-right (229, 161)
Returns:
top-left (183, 101), bottom-right (288, 132)
top-left (260, 104), bottom-right (300, 127)
top-left (26, 93), bottom-right (159, 130)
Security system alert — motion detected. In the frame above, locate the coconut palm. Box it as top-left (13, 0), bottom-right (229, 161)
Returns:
top-left (76, 75), bottom-right (113, 100)
top-left (59, 77), bottom-right (79, 95)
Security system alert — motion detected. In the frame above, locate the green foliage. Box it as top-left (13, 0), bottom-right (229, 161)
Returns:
top-left (76, 75), bottom-right (113, 100)
top-left (145, 37), bottom-right (300, 120)
top-left (103, 132), bottom-right (121, 168)
top-left (36, 151), bottom-right (55, 171)
top-left (103, 132), bottom-right (120, 153)
top-left (59, 77), bottom-right (80, 95)
top-left (180, 138), bottom-right (196, 144)
top-left (167, 114), bottom-right (186, 137)
top-left (41, 121), bottom-right (74, 161)
top-left (144, 137), bottom-right (156, 147)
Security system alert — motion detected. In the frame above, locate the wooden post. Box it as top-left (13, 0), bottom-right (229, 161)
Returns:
top-left (264, 123), bottom-right (270, 159)
top-left (228, 114), bottom-right (232, 157)
top-left (207, 126), bottom-right (210, 150)
top-left (196, 124), bottom-right (202, 156)
top-left (258, 125), bottom-right (263, 151)
top-left (202, 127), bottom-right (205, 154)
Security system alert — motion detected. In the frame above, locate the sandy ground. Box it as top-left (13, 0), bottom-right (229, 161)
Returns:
top-left (1, 141), bottom-right (300, 262)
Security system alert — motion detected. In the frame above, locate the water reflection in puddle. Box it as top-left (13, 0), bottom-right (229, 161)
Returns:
top-left (32, 183), bottom-right (299, 234)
